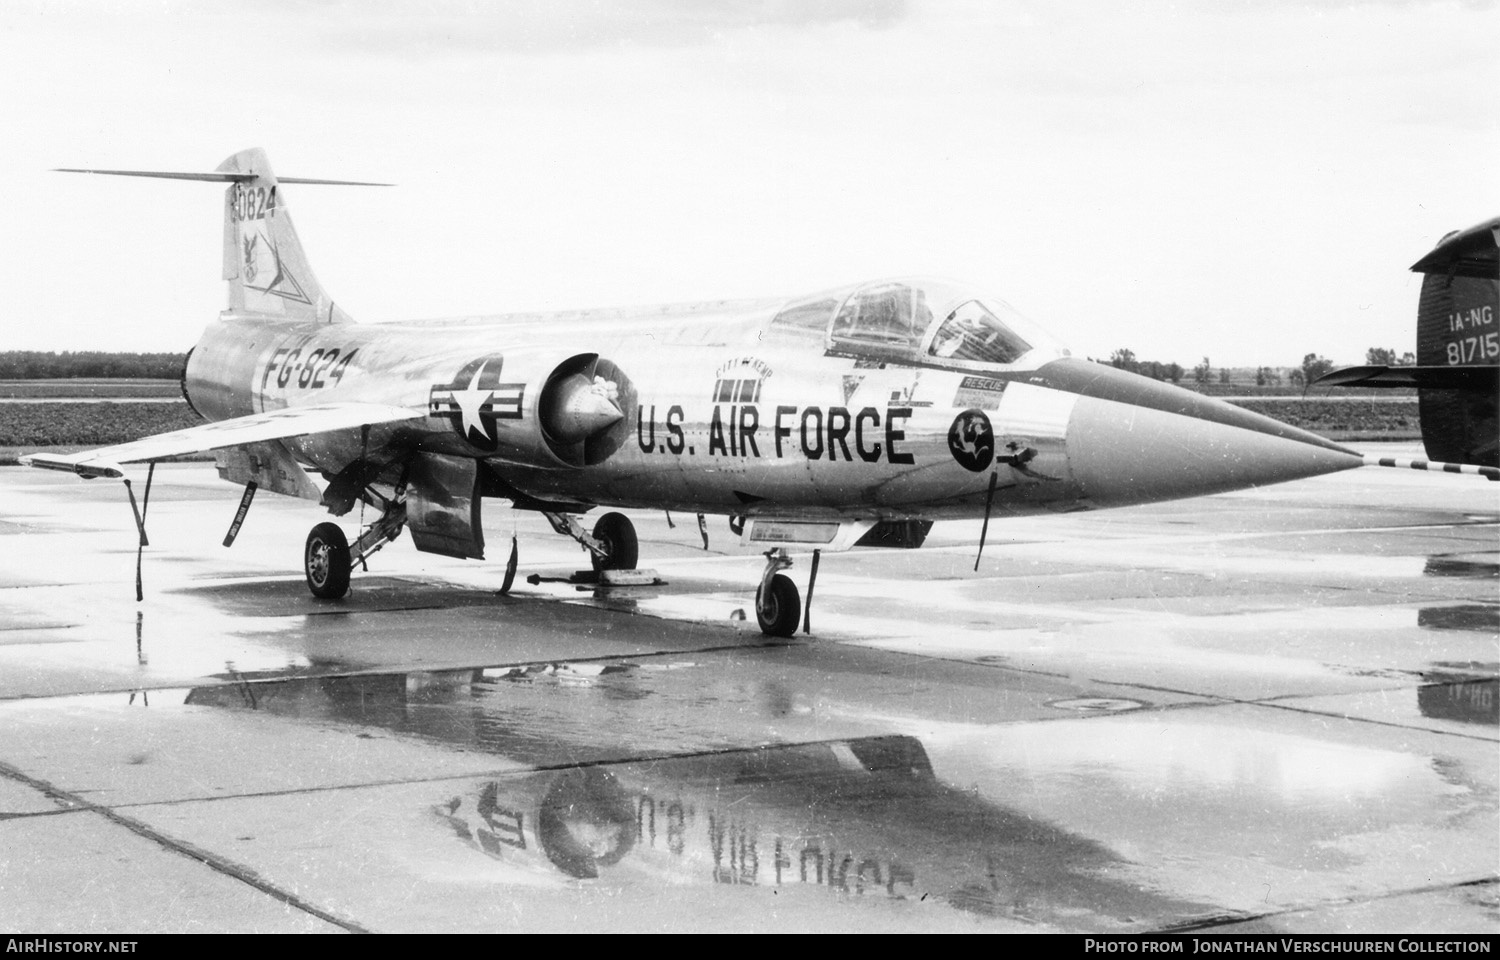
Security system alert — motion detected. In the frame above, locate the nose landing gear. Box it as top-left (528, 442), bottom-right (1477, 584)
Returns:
top-left (756, 548), bottom-right (801, 638)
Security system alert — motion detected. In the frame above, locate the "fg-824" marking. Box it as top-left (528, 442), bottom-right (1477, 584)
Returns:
top-left (263, 346), bottom-right (358, 391)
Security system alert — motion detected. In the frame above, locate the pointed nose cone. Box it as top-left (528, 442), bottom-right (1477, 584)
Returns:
top-left (547, 374), bottom-right (624, 443)
top-left (1066, 398), bottom-right (1362, 506)
top-left (1037, 362), bottom-right (1364, 507)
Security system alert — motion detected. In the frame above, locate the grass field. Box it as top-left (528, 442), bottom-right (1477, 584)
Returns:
top-left (0, 379), bottom-right (181, 398)
top-left (0, 401), bottom-right (203, 449)
top-left (1228, 397), bottom-right (1419, 440)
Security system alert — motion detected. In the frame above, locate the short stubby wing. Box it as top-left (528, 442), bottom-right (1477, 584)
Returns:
top-left (19, 402), bottom-right (425, 479)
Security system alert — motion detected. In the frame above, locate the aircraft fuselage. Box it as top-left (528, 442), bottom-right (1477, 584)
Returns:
top-left (185, 303), bottom-right (1358, 524)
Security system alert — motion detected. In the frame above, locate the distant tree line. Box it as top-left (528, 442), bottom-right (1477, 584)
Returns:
top-left (1108, 349), bottom-right (1184, 383)
top-left (1365, 347), bottom-right (1416, 366)
top-left (0, 352), bottom-right (186, 379)
top-left (1101, 346), bottom-right (1415, 392)
top-left (1288, 353), bottom-right (1333, 389)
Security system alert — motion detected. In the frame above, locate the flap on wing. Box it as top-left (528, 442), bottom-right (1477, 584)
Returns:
top-left (214, 440), bottom-right (324, 501)
top-left (19, 402), bottom-right (425, 479)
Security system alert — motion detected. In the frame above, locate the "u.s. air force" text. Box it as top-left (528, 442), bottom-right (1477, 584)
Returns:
top-left (637, 404), bottom-right (916, 464)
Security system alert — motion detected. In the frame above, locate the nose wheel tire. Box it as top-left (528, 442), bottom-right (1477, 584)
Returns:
top-left (756, 573), bottom-right (801, 638)
top-left (305, 522), bottom-right (351, 599)
top-left (590, 512), bottom-right (638, 572)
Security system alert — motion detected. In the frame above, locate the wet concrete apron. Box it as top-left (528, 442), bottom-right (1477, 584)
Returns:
top-left (0, 447), bottom-right (1494, 932)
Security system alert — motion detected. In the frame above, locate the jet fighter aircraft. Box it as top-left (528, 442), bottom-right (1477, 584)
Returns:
top-left (23, 148), bottom-right (1364, 636)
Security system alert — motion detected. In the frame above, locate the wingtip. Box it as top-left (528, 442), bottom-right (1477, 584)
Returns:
top-left (17, 453), bottom-right (124, 479)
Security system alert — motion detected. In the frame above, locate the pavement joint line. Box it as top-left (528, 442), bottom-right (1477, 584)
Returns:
top-left (294, 602), bottom-right (510, 617)
top-left (1094, 677), bottom-right (1500, 742)
top-left (833, 648), bottom-right (1249, 712)
top-left (0, 639), bottom-right (804, 703)
top-left (1246, 698), bottom-right (1499, 743)
top-left (86, 735), bottom-right (932, 813)
top-left (0, 806), bottom-right (93, 821)
top-left (0, 758), bottom-right (370, 934)
top-left (1150, 873), bottom-right (1500, 934)
top-left (864, 651), bottom-right (1077, 679)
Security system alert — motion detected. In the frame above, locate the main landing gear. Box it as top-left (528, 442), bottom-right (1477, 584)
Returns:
top-left (302, 499), bottom-right (812, 641)
top-left (304, 523), bottom-right (351, 599)
top-left (303, 489), bottom-right (408, 600)
top-left (544, 510), bottom-right (639, 572)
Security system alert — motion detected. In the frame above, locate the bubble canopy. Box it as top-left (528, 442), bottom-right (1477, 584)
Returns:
top-left (770, 278), bottom-right (1068, 368)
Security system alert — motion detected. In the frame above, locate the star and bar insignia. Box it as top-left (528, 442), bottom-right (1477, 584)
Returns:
top-left (429, 356), bottom-right (526, 450)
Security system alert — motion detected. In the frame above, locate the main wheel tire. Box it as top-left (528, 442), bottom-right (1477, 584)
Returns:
top-left (756, 573), bottom-right (801, 638)
top-left (590, 512), bottom-right (638, 572)
top-left (305, 522), bottom-right (351, 599)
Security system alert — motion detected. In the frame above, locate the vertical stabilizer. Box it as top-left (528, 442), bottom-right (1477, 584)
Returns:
top-left (217, 148), bottom-right (351, 323)
top-left (1412, 218), bottom-right (1500, 467)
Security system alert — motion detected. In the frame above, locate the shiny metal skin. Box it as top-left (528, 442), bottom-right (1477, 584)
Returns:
top-left (32, 148), bottom-right (1364, 562)
top-left (182, 298), bottom-right (1360, 524)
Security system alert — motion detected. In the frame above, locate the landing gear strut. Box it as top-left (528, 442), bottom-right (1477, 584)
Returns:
top-left (543, 511), bottom-right (639, 571)
top-left (756, 548), bottom-right (801, 638)
top-left (303, 486), bottom-right (408, 600)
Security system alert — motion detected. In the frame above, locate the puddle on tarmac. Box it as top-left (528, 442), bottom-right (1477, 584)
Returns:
top-left (173, 665), bottom-right (1210, 930)
top-left (427, 737), bottom-right (1209, 927)
top-left (1419, 662), bottom-right (1500, 726)
top-left (1423, 553), bottom-right (1500, 580)
top-left (1418, 605), bottom-right (1500, 634)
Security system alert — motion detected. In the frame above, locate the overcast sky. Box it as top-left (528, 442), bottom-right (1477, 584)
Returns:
top-left (3, 0), bottom-right (1496, 366)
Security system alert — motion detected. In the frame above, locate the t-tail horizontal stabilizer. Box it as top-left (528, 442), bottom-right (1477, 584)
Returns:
top-left (58, 149), bottom-right (390, 325)
top-left (54, 168), bottom-right (391, 186)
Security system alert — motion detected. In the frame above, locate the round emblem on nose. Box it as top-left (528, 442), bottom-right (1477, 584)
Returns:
top-left (947, 408), bottom-right (994, 472)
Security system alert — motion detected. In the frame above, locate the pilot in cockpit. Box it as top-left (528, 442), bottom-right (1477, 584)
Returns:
top-left (932, 322), bottom-right (967, 358)
top-left (931, 300), bottom-right (1025, 364)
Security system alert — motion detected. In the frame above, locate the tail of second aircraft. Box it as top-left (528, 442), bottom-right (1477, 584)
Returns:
top-left (59, 147), bottom-right (388, 325)
top-left (1314, 217), bottom-right (1499, 469)
top-left (1411, 218), bottom-right (1500, 467)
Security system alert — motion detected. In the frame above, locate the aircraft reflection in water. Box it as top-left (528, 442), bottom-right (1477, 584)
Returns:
top-left (1417, 672), bottom-right (1498, 726)
top-left (25, 148), bottom-right (1362, 635)
top-left (1412, 553), bottom-right (1499, 726)
top-left (183, 669), bottom-right (1206, 926)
